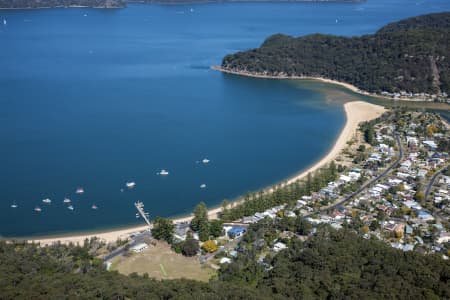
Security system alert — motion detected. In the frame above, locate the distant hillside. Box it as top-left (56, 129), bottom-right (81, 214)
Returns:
top-left (0, 0), bottom-right (364, 8)
top-left (221, 12), bottom-right (450, 98)
top-left (0, 0), bottom-right (125, 9)
top-left (377, 12), bottom-right (450, 33)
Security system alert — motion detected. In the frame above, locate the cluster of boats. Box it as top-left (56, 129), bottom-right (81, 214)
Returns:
top-left (33, 187), bottom-right (91, 212)
top-left (11, 158), bottom-right (211, 213)
top-left (10, 187), bottom-right (97, 213)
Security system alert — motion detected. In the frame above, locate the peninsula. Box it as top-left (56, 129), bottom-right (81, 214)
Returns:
top-left (220, 12), bottom-right (450, 102)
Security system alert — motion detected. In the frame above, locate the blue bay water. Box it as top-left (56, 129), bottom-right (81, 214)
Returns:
top-left (1, 0), bottom-right (449, 237)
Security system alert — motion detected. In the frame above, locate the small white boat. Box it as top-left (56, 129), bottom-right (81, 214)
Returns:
top-left (200, 183), bottom-right (207, 189)
top-left (126, 182), bottom-right (136, 188)
top-left (63, 198), bottom-right (71, 203)
top-left (76, 187), bottom-right (84, 194)
top-left (11, 203), bottom-right (18, 208)
top-left (42, 198), bottom-right (51, 204)
top-left (34, 207), bottom-right (42, 212)
top-left (158, 169), bottom-right (169, 176)
top-left (83, 13), bottom-right (88, 17)
top-left (135, 213), bottom-right (140, 218)
top-left (202, 158), bottom-right (210, 164)
top-left (3, 19), bottom-right (6, 26)
top-left (68, 205), bottom-right (74, 211)
top-left (92, 204), bottom-right (98, 210)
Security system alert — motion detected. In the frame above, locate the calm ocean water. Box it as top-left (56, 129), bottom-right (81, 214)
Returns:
top-left (1, 0), bottom-right (449, 237)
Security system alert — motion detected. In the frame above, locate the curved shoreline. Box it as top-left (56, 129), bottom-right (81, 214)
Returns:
top-left (26, 99), bottom-right (384, 246)
top-left (211, 65), bottom-right (361, 93)
top-left (211, 65), bottom-right (441, 102)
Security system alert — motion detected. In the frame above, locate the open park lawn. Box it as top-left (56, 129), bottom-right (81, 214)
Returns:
top-left (112, 241), bottom-right (215, 281)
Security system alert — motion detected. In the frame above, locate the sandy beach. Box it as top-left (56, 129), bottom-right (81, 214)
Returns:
top-left (30, 99), bottom-right (385, 246)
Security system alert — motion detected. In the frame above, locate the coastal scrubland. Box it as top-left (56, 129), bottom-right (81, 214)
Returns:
top-left (1, 223), bottom-right (449, 299)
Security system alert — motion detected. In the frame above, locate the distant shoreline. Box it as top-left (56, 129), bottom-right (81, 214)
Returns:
top-left (211, 65), bottom-right (443, 102)
top-left (0, 0), bottom-right (365, 10)
top-left (0, 6), bottom-right (122, 10)
top-left (25, 99), bottom-right (384, 246)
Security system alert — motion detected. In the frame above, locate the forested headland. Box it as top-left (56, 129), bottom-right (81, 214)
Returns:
top-left (1, 222), bottom-right (449, 299)
top-left (221, 12), bottom-right (450, 99)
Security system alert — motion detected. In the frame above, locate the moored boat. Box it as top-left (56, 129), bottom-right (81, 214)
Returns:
top-left (158, 169), bottom-right (169, 176)
top-left (126, 182), bottom-right (136, 188)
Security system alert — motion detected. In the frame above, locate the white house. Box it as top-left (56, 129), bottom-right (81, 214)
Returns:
top-left (423, 140), bottom-right (438, 149)
top-left (400, 160), bottom-right (412, 170)
top-left (339, 175), bottom-right (351, 183)
top-left (273, 242), bottom-right (287, 253)
top-left (131, 242), bottom-right (148, 253)
top-left (220, 257), bottom-right (232, 264)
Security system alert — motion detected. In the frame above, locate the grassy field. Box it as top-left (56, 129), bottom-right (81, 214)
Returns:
top-left (111, 241), bottom-right (215, 282)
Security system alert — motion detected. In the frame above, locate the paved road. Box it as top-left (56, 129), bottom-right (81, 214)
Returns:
top-left (102, 230), bottom-right (152, 262)
top-left (425, 168), bottom-right (445, 200)
top-left (315, 132), bottom-right (403, 214)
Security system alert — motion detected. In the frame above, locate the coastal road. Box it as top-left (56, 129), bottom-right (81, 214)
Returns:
top-left (316, 132), bottom-right (403, 214)
top-left (102, 231), bottom-right (152, 262)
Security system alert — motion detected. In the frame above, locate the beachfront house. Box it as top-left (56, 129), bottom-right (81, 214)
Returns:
top-left (174, 222), bottom-right (191, 241)
top-left (242, 216), bottom-right (259, 224)
top-left (131, 242), bottom-right (148, 253)
top-left (226, 227), bottom-right (246, 239)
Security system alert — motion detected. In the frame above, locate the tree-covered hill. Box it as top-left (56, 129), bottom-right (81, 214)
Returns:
top-left (221, 12), bottom-right (450, 97)
top-left (1, 221), bottom-right (449, 299)
top-left (377, 12), bottom-right (450, 34)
